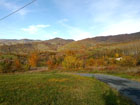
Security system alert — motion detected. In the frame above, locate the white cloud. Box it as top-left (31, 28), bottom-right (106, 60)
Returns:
top-left (0, 0), bottom-right (29, 16)
top-left (58, 19), bottom-right (92, 40)
top-left (54, 0), bottom-right (140, 35)
top-left (98, 19), bottom-right (140, 36)
top-left (70, 30), bottom-right (92, 40)
top-left (22, 24), bottom-right (50, 34)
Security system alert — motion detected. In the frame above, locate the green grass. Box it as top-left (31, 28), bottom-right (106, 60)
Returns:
top-left (0, 72), bottom-right (134, 105)
top-left (61, 68), bottom-right (140, 82)
top-left (102, 73), bottom-right (140, 82)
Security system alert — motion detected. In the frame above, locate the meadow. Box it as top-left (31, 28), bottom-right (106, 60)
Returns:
top-left (0, 33), bottom-right (140, 105)
top-left (0, 72), bottom-right (134, 105)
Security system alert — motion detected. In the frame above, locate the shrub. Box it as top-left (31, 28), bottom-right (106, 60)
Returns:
top-left (62, 56), bottom-right (76, 69)
top-left (23, 64), bottom-right (31, 71)
top-left (28, 52), bottom-right (39, 67)
top-left (47, 60), bottom-right (55, 69)
top-left (95, 58), bottom-right (106, 66)
top-left (62, 56), bottom-right (84, 69)
top-left (0, 59), bottom-right (13, 73)
top-left (46, 55), bottom-right (57, 69)
top-left (120, 56), bottom-right (137, 67)
top-left (13, 59), bottom-right (22, 71)
top-left (86, 58), bottom-right (95, 66)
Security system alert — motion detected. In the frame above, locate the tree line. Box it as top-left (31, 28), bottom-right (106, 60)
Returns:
top-left (0, 46), bottom-right (140, 73)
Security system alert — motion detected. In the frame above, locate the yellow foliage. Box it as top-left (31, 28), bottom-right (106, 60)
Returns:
top-left (115, 53), bottom-right (119, 58)
top-left (120, 56), bottom-right (137, 67)
top-left (48, 78), bottom-right (68, 82)
top-left (95, 58), bottom-right (106, 66)
top-left (46, 55), bottom-right (58, 69)
top-left (62, 56), bottom-right (84, 69)
top-left (86, 58), bottom-right (95, 66)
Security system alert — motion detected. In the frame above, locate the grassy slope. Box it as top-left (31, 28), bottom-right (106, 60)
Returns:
top-left (0, 72), bottom-right (134, 105)
top-left (101, 73), bottom-right (140, 82)
top-left (63, 67), bottom-right (140, 82)
top-left (90, 71), bottom-right (140, 82)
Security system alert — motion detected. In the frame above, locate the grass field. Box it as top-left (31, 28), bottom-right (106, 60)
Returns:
top-left (64, 67), bottom-right (140, 82)
top-left (0, 72), bottom-right (134, 105)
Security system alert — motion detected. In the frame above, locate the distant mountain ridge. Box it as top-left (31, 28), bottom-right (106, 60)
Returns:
top-left (0, 38), bottom-right (74, 45)
top-left (0, 38), bottom-right (74, 53)
top-left (0, 39), bottom-right (40, 45)
top-left (83, 32), bottom-right (140, 43)
top-left (0, 32), bottom-right (140, 53)
top-left (59, 32), bottom-right (140, 50)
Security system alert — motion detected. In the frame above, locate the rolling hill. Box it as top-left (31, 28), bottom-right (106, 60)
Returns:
top-left (0, 32), bottom-right (140, 54)
top-left (59, 32), bottom-right (140, 51)
top-left (0, 38), bottom-right (74, 54)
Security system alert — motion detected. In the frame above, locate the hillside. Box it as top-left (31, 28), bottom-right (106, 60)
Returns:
top-left (0, 38), bottom-right (74, 54)
top-left (85, 32), bottom-right (140, 43)
top-left (0, 39), bottom-right (40, 45)
top-left (59, 32), bottom-right (140, 51)
top-left (0, 32), bottom-right (140, 54)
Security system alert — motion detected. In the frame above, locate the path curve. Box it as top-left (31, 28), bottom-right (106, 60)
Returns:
top-left (75, 73), bottom-right (140, 105)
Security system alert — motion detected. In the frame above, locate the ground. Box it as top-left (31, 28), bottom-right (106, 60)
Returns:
top-left (75, 73), bottom-right (140, 105)
top-left (0, 72), bottom-right (134, 105)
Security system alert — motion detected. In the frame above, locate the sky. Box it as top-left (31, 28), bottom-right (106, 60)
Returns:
top-left (0, 0), bottom-right (140, 40)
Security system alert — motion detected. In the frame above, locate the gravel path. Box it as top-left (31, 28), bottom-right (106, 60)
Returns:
top-left (75, 73), bottom-right (140, 105)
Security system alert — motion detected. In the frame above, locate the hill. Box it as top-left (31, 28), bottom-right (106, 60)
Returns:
top-left (0, 39), bottom-right (40, 46)
top-left (85, 32), bottom-right (140, 43)
top-left (59, 32), bottom-right (140, 51)
top-left (0, 38), bottom-right (74, 54)
top-left (0, 32), bottom-right (140, 53)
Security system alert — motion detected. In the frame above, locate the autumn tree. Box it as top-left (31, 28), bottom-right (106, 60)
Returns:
top-left (120, 56), bottom-right (137, 67)
top-left (13, 58), bottom-right (21, 71)
top-left (86, 58), bottom-right (95, 66)
top-left (28, 52), bottom-right (39, 67)
top-left (64, 50), bottom-right (76, 56)
top-left (46, 55), bottom-right (57, 69)
top-left (62, 56), bottom-right (84, 69)
top-left (0, 59), bottom-right (13, 73)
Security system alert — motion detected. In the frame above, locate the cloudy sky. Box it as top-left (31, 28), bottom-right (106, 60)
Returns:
top-left (0, 0), bottom-right (140, 40)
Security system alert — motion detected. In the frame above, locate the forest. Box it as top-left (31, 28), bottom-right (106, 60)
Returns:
top-left (0, 32), bottom-right (140, 73)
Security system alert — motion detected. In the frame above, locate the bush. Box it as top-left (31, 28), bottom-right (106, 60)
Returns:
top-left (62, 56), bottom-right (84, 69)
top-left (120, 56), bottom-right (137, 67)
top-left (28, 52), bottom-right (39, 67)
top-left (12, 59), bottom-right (22, 71)
top-left (0, 58), bottom-right (27, 73)
top-left (46, 55), bottom-right (58, 69)
top-left (0, 59), bottom-right (13, 73)
top-left (23, 64), bottom-right (31, 71)
top-left (95, 58), bottom-right (106, 66)
top-left (86, 58), bottom-right (95, 66)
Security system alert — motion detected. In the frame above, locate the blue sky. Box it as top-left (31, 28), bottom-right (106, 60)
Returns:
top-left (0, 0), bottom-right (140, 40)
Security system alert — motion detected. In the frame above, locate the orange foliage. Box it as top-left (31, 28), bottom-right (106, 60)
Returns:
top-left (95, 58), bottom-right (106, 66)
top-left (86, 58), bottom-right (95, 66)
top-left (64, 50), bottom-right (76, 56)
top-left (28, 52), bottom-right (38, 67)
top-left (46, 55), bottom-right (57, 69)
top-left (120, 56), bottom-right (137, 67)
top-left (14, 59), bottom-right (21, 69)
